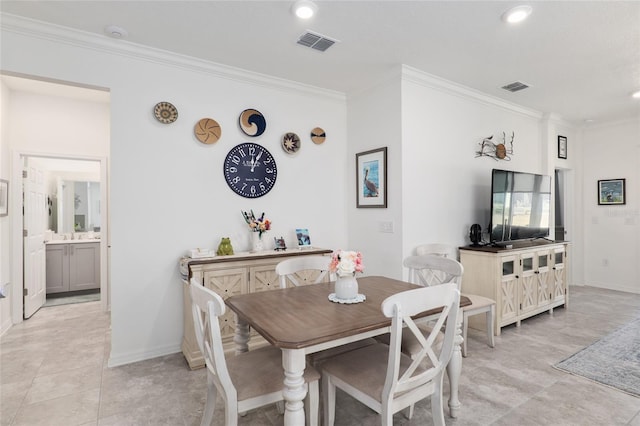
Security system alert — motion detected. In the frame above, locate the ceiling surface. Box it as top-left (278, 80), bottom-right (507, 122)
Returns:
top-left (1, 1), bottom-right (639, 123)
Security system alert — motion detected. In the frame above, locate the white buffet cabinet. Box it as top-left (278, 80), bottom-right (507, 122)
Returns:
top-left (179, 247), bottom-right (332, 369)
top-left (46, 240), bottom-right (101, 294)
top-left (459, 241), bottom-right (569, 336)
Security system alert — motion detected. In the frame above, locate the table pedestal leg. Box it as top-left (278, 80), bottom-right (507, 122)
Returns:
top-left (282, 348), bottom-right (307, 426)
top-left (233, 314), bottom-right (250, 354)
top-left (447, 307), bottom-right (463, 418)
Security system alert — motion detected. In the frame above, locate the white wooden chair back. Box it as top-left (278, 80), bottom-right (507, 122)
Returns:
top-left (381, 283), bottom-right (460, 406)
top-left (189, 279), bottom-right (236, 401)
top-left (403, 254), bottom-right (464, 290)
top-left (415, 243), bottom-right (458, 259)
top-left (275, 256), bottom-right (331, 288)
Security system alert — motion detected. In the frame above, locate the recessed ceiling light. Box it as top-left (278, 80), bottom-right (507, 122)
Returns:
top-left (291, 0), bottom-right (317, 19)
top-left (104, 25), bottom-right (128, 39)
top-left (502, 5), bottom-right (532, 24)
top-left (632, 90), bottom-right (640, 99)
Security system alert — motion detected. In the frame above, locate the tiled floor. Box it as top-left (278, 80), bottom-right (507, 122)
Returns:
top-left (1, 285), bottom-right (639, 425)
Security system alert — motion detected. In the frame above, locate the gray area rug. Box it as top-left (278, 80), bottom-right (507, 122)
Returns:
top-left (554, 316), bottom-right (640, 397)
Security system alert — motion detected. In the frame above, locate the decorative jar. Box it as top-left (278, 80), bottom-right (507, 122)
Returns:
top-left (334, 274), bottom-right (359, 300)
top-left (251, 232), bottom-right (265, 253)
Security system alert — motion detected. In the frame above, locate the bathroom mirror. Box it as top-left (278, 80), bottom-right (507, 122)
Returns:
top-left (56, 180), bottom-right (101, 233)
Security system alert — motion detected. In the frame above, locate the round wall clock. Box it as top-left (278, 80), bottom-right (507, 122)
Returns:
top-left (223, 143), bottom-right (277, 198)
top-left (194, 118), bottom-right (221, 144)
top-left (281, 132), bottom-right (300, 154)
top-left (239, 109), bottom-right (267, 137)
top-left (153, 102), bottom-right (178, 124)
top-left (310, 127), bottom-right (326, 144)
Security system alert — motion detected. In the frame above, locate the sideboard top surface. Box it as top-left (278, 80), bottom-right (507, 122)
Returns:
top-left (460, 240), bottom-right (569, 254)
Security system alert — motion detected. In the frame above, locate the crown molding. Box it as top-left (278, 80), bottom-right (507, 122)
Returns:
top-left (0, 13), bottom-right (346, 102)
top-left (401, 65), bottom-right (543, 120)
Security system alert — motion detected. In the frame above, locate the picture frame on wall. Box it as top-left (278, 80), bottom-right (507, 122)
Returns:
top-left (558, 135), bottom-right (567, 159)
top-left (356, 147), bottom-right (387, 208)
top-left (0, 179), bottom-right (8, 217)
top-left (598, 178), bottom-right (626, 205)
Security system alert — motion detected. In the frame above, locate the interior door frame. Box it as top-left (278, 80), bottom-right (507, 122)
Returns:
top-left (10, 150), bottom-right (109, 324)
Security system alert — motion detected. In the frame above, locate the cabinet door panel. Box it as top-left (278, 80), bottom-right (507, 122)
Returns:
top-left (46, 245), bottom-right (68, 293)
top-left (536, 251), bottom-right (551, 307)
top-left (500, 255), bottom-right (518, 323)
top-left (552, 248), bottom-right (566, 302)
top-left (204, 268), bottom-right (247, 340)
top-left (519, 252), bottom-right (537, 314)
top-left (69, 243), bottom-right (100, 291)
top-left (249, 265), bottom-right (280, 292)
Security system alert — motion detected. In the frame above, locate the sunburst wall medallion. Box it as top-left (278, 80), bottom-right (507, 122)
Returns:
top-left (281, 132), bottom-right (301, 154)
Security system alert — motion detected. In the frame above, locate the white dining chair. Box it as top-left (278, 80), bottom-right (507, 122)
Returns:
top-left (275, 257), bottom-right (376, 364)
top-left (321, 283), bottom-right (460, 426)
top-left (276, 256), bottom-right (332, 288)
top-left (415, 243), bottom-right (495, 357)
top-left (188, 279), bottom-right (320, 426)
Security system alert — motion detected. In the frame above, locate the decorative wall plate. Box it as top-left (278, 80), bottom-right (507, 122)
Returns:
top-left (281, 132), bottom-right (301, 154)
top-left (239, 109), bottom-right (266, 137)
top-left (194, 118), bottom-right (222, 144)
top-left (310, 127), bottom-right (326, 144)
top-left (153, 102), bottom-right (178, 124)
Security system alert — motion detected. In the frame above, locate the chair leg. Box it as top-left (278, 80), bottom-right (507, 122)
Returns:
top-left (201, 372), bottom-right (217, 426)
top-left (487, 305), bottom-right (496, 348)
top-left (306, 380), bottom-right (319, 426)
top-left (430, 373), bottom-right (446, 426)
top-left (322, 373), bottom-right (336, 426)
top-left (462, 312), bottom-right (469, 358)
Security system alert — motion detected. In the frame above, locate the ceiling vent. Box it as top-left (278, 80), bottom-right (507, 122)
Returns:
top-left (296, 31), bottom-right (338, 52)
top-left (501, 81), bottom-right (530, 92)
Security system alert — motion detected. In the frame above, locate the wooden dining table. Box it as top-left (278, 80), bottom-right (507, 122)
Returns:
top-left (225, 275), bottom-right (470, 426)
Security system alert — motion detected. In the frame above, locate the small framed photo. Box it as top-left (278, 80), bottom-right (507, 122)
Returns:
top-left (296, 228), bottom-right (311, 247)
top-left (356, 147), bottom-right (387, 208)
top-left (558, 135), bottom-right (567, 159)
top-left (0, 179), bottom-right (8, 217)
top-left (598, 178), bottom-right (626, 205)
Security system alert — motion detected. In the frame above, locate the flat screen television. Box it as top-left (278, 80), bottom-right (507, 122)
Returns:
top-left (490, 169), bottom-right (551, 244)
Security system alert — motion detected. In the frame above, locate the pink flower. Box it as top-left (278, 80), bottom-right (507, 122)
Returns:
top-left (329, 250), bottom-right (365, 277)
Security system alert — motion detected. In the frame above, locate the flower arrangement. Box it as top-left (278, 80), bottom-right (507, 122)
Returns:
top-left (329, 250), bottom-right (364, 277)
top-left (241, 210), bottom-right (271, 238)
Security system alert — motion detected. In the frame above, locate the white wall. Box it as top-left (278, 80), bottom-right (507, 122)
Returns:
top-left (2, 16), bottom-right (348, 365)
top-left (347, 74), bottom-right (404, 279)
top-left (400, 67), bottom-right (545, 263)
top-left (582, 119), bottom-right (640, 293)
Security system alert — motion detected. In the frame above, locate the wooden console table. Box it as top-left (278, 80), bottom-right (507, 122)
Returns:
top-left (179, 247), bottom-right (332, 369)
top-left (459, 241), bottom-right (569, 336)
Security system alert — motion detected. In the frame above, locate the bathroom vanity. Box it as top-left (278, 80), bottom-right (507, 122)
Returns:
top-left (45, 240), bottom-right (101, 294)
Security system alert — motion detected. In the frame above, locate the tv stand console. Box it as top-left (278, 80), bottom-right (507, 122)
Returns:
top-left (459, 241), bottom-right (569, 336)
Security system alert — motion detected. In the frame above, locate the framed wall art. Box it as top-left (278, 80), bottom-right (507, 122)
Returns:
top-left (598, 178), bottom-right (625, 205)
top-left (0, 179), bottom-right (8, 217)
top-left (356, 147), bottom-right (387, 208)
top-left (558, 135), bottom-right (567, 159)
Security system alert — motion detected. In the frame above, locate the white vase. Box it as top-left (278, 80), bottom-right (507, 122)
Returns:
top-left (335, 274), bottom-right (358, 300)
top-left (251, 232), bottom-right (265, 253)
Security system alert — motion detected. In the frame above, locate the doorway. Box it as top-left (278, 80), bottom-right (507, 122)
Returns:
top-left (17, 154), bottom-right (108, 318)
top-left (4, 73), bottom-right (111, 325)
top-left (28, 157), bottom-right (103, 311)
top-left (554, 168), bottom-right (572, 243)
